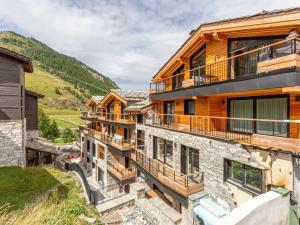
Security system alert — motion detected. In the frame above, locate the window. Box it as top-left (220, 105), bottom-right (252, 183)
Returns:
top-left (92, 143), bottom-right (96, 157)
top-left (172, 66), bottom-right (184, 90)
top-left (229, 96), bottom-right (288, 137)
top-left (224, 159), bottom-right (263, 193)
top-left (163, 101), bottom-right (175, 124)
top-left (181, 145), bottom-right (199, 174)
top-left (229, 37), bottom-right (284, 78)
top-left (87, 140), bottom-right (90, 152)
top-left (137, 114), bottom-right (144, 124)
top-left (137, 130), bottom-right (145, 150)
top-left (184, 99), bottom-right (195, 115)
top-left (153, 136), bottom-right (174, 166)
top-left (190, 46), bottom-right (206, 84)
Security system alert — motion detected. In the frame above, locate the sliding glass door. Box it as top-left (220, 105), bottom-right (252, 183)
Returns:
top-left (256, 97), bottom-right (288, 137)
top-left (153, 136), bottom-right (174, 166)
top-left (229, 96), bottom-right (288, 137)
top-left (181, 145), bottom-right (199, 175)
top-left (164, 101), bottom-right (175, 125)
top-left (229, 99), bottom-right (253, 133)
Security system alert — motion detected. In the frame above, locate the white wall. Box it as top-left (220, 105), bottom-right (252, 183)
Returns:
top-left (216, 191), bottom-right (290, 225)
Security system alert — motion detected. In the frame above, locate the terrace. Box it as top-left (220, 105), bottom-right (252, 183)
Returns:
top-left (106, 160), bottom-right (136, 182)
top-left (79, 126), bottom-right (134, 151)
top-left (146, 114), bottom-right (300, 153)
top-left (131, 149), bottom-right (204, 197)
top-left (150, 38), bottom-right (300, 96)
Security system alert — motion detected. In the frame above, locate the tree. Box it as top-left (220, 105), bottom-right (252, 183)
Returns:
top-left (62, 128), bottom-right (76, 143)
top-left (48, 120), bottom-right (60, 140)
top-left (38, 109), bottom-right (51, 138)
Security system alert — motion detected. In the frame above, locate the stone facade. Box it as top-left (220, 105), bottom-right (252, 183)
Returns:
top-left (0, 120), bottom-right (24, 167)
top-left (142, 124), bottom-right (288, 210)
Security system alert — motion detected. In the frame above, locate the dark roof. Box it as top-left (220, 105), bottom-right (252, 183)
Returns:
top-left (0, 47), bottom-right (33, 72)
top-left (111, 89), bottom-right (148, 102)
top-left (153, 7), bottom-right (300, 79)
top-left (25, 89), bottom-right (44, 98)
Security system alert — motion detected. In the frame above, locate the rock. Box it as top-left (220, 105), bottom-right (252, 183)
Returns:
top-left (78, 214), bottom-right (96, 224)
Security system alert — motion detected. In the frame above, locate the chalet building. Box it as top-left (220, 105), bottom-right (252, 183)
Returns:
top-left (130, 8), bottom-right (300, 224)
top-left (0, 47), bottom-right (44, 167)
top-left (80, 89), bottom-right (148, 192)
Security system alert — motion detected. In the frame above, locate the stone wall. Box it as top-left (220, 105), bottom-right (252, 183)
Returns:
top-left (143, 125), bottom-right (270, 209)
top-left (0, 120), bottom-right (24, 167)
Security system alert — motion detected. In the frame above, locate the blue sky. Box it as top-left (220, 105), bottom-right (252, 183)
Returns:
top-left (0, 0), bottom-right (299, 90)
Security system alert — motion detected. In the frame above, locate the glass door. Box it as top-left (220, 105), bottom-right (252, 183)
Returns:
top-left (164, 101), bottom-right (175, 125)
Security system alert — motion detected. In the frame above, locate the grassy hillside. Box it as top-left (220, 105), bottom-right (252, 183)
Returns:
top-left (0, 167), bottom-right (101, 225)
top-left (0, 31), bottom-right (118, 130)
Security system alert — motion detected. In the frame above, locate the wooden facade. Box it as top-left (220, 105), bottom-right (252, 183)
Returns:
top-left (0, 48), bottom-right (33, 121)
top-left (25, 90), bottom-right (44, 131)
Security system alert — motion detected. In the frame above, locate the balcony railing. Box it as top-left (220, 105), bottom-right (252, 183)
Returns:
top-left (107, 160), bottom-right (136, 181)
top-left (146, 114), bottom-right (300, 152)
top-left (131, 149), bottom-right (204, 196)
top-left (150, 38), bottom-right (300, 93)
top-left (81, 111), bottom-right (100, 119)
top-left (80, 126), bottom-right (134, 151)
top-left (99, 112), bottom-right (136, 124)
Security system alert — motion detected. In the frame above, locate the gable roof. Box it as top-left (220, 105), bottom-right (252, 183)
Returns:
top-left (111, 89), bottom-right (148, 102)
top-left (91, 95), bottom-right (104, 103)
top-left (125, 97), bottom-right (150, 112)
top-left (152, 7), bottom-right (300, 80)
top-left (0, 47), bottom-right (33, 72)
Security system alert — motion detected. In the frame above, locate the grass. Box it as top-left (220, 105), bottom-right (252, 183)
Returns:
top-left (25, 66), bottom-right (86, 130)
top-left (0, 167), bottom-right (101, 225)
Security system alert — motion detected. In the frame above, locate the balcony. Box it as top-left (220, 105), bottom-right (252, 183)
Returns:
top-left (131, 149), bottom-right (204, 197)
top-left (150, 38), bottom-right (300, 95)
top-left (98, 113), bottom-right (136, 125)
top-left (81, 111), bottom-right (99, 120)
top-left (146, 114), bottom-right (300, 153)
top-left (107, 160), bottom-right (136, 182)
top-left (80, 126), bottom-right (134, 151)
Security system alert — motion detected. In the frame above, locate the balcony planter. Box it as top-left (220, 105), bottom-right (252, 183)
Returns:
top-left (257, 54), bottom-right (300, 74)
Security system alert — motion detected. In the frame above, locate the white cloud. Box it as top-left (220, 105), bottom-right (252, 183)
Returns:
top-left (0, 0), bottom-right (299, 89)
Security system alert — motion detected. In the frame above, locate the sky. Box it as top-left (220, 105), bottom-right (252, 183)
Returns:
top-left (0, 0), bottom-right (299, 90)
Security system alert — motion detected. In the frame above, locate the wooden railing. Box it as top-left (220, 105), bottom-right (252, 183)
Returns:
top-left (80, 126), bottom-right (134, 151)
top-left (81, 112), bottom-right (136, 124)
top-left (146, 113), bottom-right (300, 152)
top-left (131, 149), bottom-right (204, 196)
top-left (150, 38), bottom-right (300, 93)
top-left (107, 160), bottom-right (136, 181)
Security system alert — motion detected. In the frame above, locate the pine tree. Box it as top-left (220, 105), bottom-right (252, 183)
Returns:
top-left (48, 120), bottom-right (60, 140)
top-left (38, 109), bottom-right (51, 138)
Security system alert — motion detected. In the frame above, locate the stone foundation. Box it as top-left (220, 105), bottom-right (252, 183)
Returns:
top-left (0, 120), bottom-right (24, 167)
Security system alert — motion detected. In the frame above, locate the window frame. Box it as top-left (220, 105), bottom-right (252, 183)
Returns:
top-left (227, 95), bottom-right (290, 137)
top-left (184, 99), bottom-right (195, 115)
top-left (153, 136), bottom-right (174, 167)
top-left (224, 159), bottom-right (264, 194)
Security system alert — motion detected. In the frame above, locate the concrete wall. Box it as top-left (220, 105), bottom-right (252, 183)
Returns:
top-left (216, 191), bottom-right (290, 225)
top-left (0, 120), bottom-right (24, 166)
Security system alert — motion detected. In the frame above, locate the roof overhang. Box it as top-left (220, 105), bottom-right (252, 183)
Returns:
top-left (152, 10), bottom-right (300, 82)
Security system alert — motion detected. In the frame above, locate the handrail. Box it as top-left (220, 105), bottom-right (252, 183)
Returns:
top-left (151, 37), bottom-right (300, 93)
top-left (154, 37), bottom-right (300, 82)
top-left (133, 149), bottom-right (203, 188)
top-left (151, 113), bottom-right (300, 123)
top-left (107, 160), bottom-right (135, 179)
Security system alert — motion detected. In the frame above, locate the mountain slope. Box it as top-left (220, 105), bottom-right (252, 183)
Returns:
top-left (0, 31), bottom-right (118, 129)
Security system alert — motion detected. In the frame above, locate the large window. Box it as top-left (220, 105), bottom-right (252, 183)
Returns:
top-left (137, 130), bottom-right (145, 150)
top-left (153, 136), bottom-right (174, 166)
top-left (184, 99), bottom-right (195, 115)
top-left (229, 96), bottom-right (288, 137)
top-left (190, 46), bottom-right (206, 84)
top-left (172, 66), bottom-right (184, 90)
top-left (163, 101), bottom-right (175, 125)
top-left (92, 143), bottom-right (96, 157)
top-left (229, 37), bottom-right (284, 78)
top-left (224, 159), bottom-right (263, 193)
top-left (87, 140), bottom-right (90, 152)
top-left (181, 145), bottom-right (199, 174)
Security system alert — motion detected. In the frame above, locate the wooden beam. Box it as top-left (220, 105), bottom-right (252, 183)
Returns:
top-left (200, 33), bottom-right (213, 43)
top-left (282, 86), bottom-right (300, 93)
top-left (213, 32), bottom-right (227, 41)
top-left (178, 57), bottom-right (189, 65)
